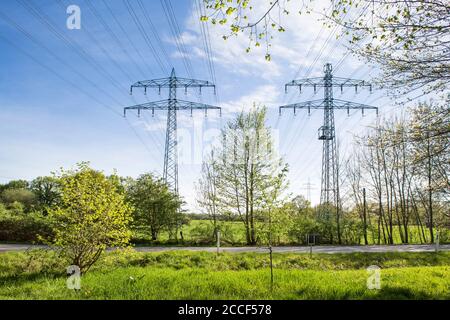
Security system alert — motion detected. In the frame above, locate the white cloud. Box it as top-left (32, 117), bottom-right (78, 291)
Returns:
top-left (221, 84), bottom-right (281, 114)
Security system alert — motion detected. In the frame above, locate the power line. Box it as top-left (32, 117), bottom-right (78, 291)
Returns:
top-left (83, 0), bottom-right (149, 80)
top-left (123, 0), bottom-right (169, 74)
top-left (159, 0), bottom-right (194, 78)
top-left (0, 9), bottom-right (122, 110)
top-left (102, 0), bottom-right (154, 78)
top-left (136, 0), bottom-right (173, 71)
top-left (17, 0), bottom-right (131, 102)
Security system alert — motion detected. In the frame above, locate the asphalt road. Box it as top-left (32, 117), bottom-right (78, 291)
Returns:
top-left (0, 243), bottom-right (448, 254)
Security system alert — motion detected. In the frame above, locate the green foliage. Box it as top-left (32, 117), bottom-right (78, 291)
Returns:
top-left (1, 251), bottom-right (449, 300)
top-left (47, 163), bottom-right (132, 274)
top-left (30, 176), bottom-right (61, 214)
top-left (0, 210), bottom-right (54, 242)
top-left (1, 188), bottom-right (37, 211)
top-left (199, 106), bottom-right (289, 245)
top-left (203, 1), bottom-right (449, 94)
top-left (0, 180), bottom-right (29, 193)
top-left (127, 173), bottom-right (183, 242)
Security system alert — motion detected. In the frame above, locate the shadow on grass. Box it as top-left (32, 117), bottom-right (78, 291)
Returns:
top-left (0, 271), bottom-right (63, 287)
top-left (370, 287), bottom-right (443, 300)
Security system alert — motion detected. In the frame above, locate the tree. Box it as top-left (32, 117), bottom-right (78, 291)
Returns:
top-left (196, 149), bottom-right (221, 241)
top-left (257, 164), bottom-right (289, 291)
top-left (344, 99), bottom-right (449, 245)
top-left (199, 106), bottom-right (289, 245)
top-left (1, 188), bottom-right (36, 211)
top-left (284, 196), bottom-right (318, 244)
top-left (127, 173), bottom-right (183, 241)
top-left (332, 0), bottom-right (450, 95)
top-left (48, 163), bottom-right (132, 274)
top-left (30, 176), bottom-right (60, 215)
top-left (0, 180), bottom-right (29, 193)
top-left (409, 101), bottom-right (450, 241)
top-left (203, 0), bottom-right (450, 94)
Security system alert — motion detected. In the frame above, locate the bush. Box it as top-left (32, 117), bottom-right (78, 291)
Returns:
top-left (48, 163), bottom-right (132, 274)
top-left (189, 222), bottom-right (215, 244)
top-left (0, 211), bottom-right (54, 242)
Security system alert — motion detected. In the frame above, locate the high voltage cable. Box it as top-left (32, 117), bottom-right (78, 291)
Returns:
top-left (100, 0), bottom-right (167, 152)
top-left (102, 0), bottom-right (169, 152)
top-left (85, 0), bottom-right (166, 154)
top-left (72, 0), bottom-right (165, 154)
top-left (83, 0), bottom-right (149, 80)
top-left (160, 0), bottom-right (194, 78)
top-left (17, 0), bottom-right (131, 102)
top-left (54, 0), bottom-right (136, 86)
top-left (284, 1), bottom-right (335, 81)
top-left (0, 9), bottom-right (123, 109)
top-left (136, 0), bottom-right (173, 71)
top-left (165, 0), bottom-right (195, 77)
top-left (102, 0), bottom-right (154, 77)
top-left (195, 0), bottom-right (220, 104)
top-left (2, 3), bottom-right (158, 159)
top-left (123, 0), bottom-right (169, 74)
top-left (0, 33), bottom-right (122, 117)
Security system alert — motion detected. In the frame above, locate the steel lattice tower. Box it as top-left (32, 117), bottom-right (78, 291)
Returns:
top-left (124, 68), bottom-right (221, 194)
top-left (279, 63), bottom-right (378, 243)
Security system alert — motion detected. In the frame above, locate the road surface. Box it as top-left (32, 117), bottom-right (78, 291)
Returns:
top-left (0, 244), bottom-right (448, 254)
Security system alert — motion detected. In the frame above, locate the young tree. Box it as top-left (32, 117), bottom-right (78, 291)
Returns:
top-left (127, 173), bottom-right (183, 241)
top-left (196, 149), bottom-right (221, 241)
top-left (199, 106), bottom-right (288, 245)
top-left (48, 163), bottom-right (132, 274)
top-left (257, 165), bottom-right (289, 291)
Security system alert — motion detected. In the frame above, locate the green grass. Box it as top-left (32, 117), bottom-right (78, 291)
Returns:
top-left (132, 219), bottom-right (449, 245)
top-left (132, 219), bottom-right (247, 245)
top-left (0, 250), bottom-right (449, 300)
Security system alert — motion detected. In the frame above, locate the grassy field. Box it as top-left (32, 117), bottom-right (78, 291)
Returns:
top-left (132, 219), bottom-right (247, 245)
top-left (0, 250), bottom-right (449, 300)
top-left (132, 219), bottom-right (449, 246)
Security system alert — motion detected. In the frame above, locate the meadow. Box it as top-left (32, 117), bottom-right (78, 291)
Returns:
top-left (132, 219), bottom-right (449, 246)
top-left (0, 250), bottom-right (449, 300)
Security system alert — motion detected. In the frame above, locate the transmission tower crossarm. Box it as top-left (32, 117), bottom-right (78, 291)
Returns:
top-left (124, 99), bottom-right (221, 116)
top-left (285, 77), bottom-right (372, 93)
top-left (279, 99), bottom-right (377, 115)
top-left (124, 68), bottom-right (221, 195)
top-left (279, 99), bottom-right (324, 115)
top-left (131, 78), bottom-right (216, 97)
top-left (175, 99), bottom-right (221, 114)
top-left (331, 99), bottom-right (378, 114)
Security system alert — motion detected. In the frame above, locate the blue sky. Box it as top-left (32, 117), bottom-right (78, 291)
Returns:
top-left (0, 0), bottom-right (402, 211)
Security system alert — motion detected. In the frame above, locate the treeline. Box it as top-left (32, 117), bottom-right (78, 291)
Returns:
top-left (344, 101), bottom-right (449, 244)
top-left (0, 166), bottom-right (185, 243)
top-left (1, 103), bottom-right (448, 247)
top-left (196, 103), bottom-right (449, 246)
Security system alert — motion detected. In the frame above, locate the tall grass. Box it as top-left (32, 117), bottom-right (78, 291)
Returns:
top-left (0, 251), bottom-right (449, 300)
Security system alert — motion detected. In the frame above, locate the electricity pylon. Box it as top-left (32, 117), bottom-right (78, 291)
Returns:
top-left (124, 68), bottom-right (221, 194)
top-left (279, 63), bottom-right (377, 243)
top-left (300, 178), bottom-right (316, 203)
